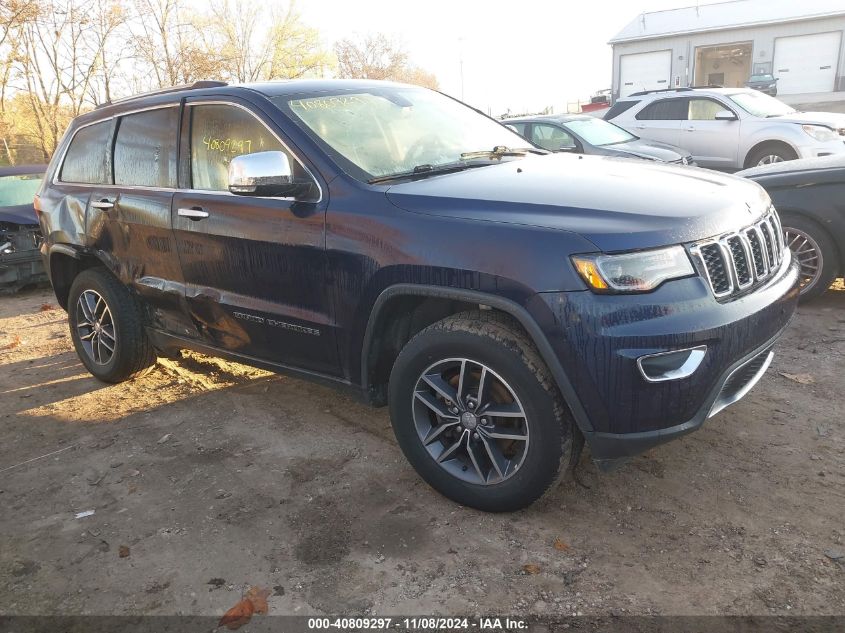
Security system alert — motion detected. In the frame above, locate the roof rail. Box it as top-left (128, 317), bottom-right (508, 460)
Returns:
top-left (95, 80), bottom-right (228, 109)
top-left (628, 84), bottom-right (724, 97)
top-left (628, 87), bottom-right (693, 97)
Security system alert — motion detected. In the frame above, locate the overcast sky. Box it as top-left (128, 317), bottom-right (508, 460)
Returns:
top-left (297, 0), bottom-right (694, 115)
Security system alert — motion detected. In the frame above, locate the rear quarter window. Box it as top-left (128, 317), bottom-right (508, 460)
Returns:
top-left (604, 100), bottom-right (638, 120)
top-left (60, 120), bottom-right (112, 184)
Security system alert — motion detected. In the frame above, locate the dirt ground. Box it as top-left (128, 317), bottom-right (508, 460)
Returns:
top-left (1, 285), bottom-right (843, 618)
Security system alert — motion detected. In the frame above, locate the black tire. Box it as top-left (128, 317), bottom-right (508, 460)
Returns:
top-left (747, 143), bottom-right (797, 167)
top-left (388, 311), bottom-right (581, 512)
top-left (68, 267), bottom-right (156, 383)
top-left (780, 213), bottom-right (840, 301)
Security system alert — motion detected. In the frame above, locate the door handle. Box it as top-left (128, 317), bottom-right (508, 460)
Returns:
top-left (685, 126), bottom-right (695, 132)
top-left (90, 199), bottom-right (114, 209)
top-left (178, 207), bottom-right (209, 220)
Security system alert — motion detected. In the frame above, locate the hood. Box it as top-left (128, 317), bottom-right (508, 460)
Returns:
top-left (385, 153), bottom-right (771, 252)
top-left (0, 203), bottom-right (39, 226)
top-left (603, 138), bottom-right (688, 163)
top-left (771, 111), bottom-right (845, 128)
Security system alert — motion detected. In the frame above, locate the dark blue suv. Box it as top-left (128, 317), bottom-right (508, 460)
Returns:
top-left (37, 80), bottom-right (800, 511)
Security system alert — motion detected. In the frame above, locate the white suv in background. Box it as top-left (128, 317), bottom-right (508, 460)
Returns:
top-left (605, 87), bottom-right (845, 170)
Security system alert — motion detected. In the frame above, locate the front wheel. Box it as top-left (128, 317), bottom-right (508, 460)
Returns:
top-left (388, 312), bottom-right (580, 512)
top-left (68, 267), bottom-right (156, 383)
top-left (748, 143), bottom-right (797, 166)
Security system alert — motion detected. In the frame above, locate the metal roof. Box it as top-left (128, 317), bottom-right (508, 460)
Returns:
top-left (610, 0), bottom-right (845, 44)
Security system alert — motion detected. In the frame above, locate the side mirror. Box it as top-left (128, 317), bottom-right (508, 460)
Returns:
top-left (714, 110), bottom-right (737, 121)
top-left (228, 151), bottom-right (311, 198)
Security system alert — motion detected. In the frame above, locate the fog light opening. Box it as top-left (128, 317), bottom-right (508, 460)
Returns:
top-left (637, 345), bottom-right (707, 382)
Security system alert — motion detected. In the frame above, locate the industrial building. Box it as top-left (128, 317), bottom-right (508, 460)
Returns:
top-left (610, 0), bottom-right (845, 99)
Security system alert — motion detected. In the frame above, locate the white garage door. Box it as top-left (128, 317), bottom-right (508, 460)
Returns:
top-left (773, 32), bottom-right (842, 95)
top-left (619, 51), bottom-right (672, 98)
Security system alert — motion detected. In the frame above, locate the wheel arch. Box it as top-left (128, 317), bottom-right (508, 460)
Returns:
top-left (360, 284), bottom-right (594, 435)
top-left (743, 139), bottom-right (798, 168)
top-left (47, 245), bottom-right (109, 310)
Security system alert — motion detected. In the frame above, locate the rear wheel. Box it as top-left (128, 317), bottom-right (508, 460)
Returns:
top-left (68, 267), bottom-right (156, 382)
top-left (388, 311), bottom-right (580, 512)
top-left (781, 214), bottom-right (839, 300)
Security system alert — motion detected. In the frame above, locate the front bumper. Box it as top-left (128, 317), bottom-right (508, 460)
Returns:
top-left (535, 253), bottom-right (800, 464)
top-left (796, 137), bottom-right (845, 160)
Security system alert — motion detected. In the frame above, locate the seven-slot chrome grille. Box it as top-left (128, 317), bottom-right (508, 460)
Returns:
top-left (690, 208), bottom-right (786, 299)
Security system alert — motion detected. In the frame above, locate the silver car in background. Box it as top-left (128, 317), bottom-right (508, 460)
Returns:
top-left (605, 87), bottom-right (845, 170)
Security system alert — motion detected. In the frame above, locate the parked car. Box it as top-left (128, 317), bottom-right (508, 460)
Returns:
top-left (745, 73), bottom-right (778, 96)
top-left (37, 79), bottom-right (799, 512)
top-left (504, 114), bottom-right (694, 165)
top-left (739, 155), bottom-right (845, 299)
top-left (605, 87), bottom-right (845, 169)
top-left (1, 165), bottom-right (48, 292)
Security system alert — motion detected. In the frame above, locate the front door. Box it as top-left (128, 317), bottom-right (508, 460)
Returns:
top-left (171, 99), bottom-right (337, 374)
top-left (681, 98), bottom-right (740, 169)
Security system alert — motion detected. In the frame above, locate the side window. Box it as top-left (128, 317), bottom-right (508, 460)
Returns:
top-left (506, 122), bottom-right (527, 136)
top-left (189, 104), bottom-right (301, 192)
top-left (530, 123), bottom-right (575, 151)
top-left (114, 107), bottom-right (179, 188)
top-left (635, 98), bottom-right (687, 121)
top-left (688, 98), bottom-right (729, 121)
top-left (60, 120), bottom-right (111, 184)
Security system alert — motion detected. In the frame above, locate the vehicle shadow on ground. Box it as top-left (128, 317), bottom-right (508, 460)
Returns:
top-left (0, 352), bottom-right (108, 418)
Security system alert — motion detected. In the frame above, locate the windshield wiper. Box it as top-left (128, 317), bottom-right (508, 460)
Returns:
top-left (460, 145), bottom-right (531, 160)
top-left (368, 162), bottom-right (487, 184)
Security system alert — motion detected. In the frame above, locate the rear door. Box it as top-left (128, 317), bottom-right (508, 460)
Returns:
top-left (630, 98), bottom-right (685, 147)
top-left (171, 98), bottom-right (337, 374)
top-left (681, 97), bottom-right (741, 169)
top-left (108, 105), bottom-right (197, 335)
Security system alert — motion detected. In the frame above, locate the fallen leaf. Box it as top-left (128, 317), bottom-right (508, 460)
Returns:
top-left (521, 563), bottom-right (541, 575)
top-left (553, 538), bottom-right (570, 551)
top-left (246, 586), bottom-right (271, 615)
top-left (219, 598), bottom-right (254, 630)
top-left (157, 433), bottom-right (171, 444)
top-left (779, 372), bottom-right (814, 385)
top-left (40, 303), bottom-right (57, 311)
top-left (0, 334), bottom-right (21, 351)
top-left (118, 545), bottom-right (130, 558)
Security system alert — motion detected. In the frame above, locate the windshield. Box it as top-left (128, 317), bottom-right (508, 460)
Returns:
top-left (749, 74), bottom-right (774, 82)
top-left (564, 118), bottom-right (635, 146)
top-left (727, 91), bottom-right (795, 117)
top-left (275, 87), bottom-right (533, 181)
top-left (0, 173), bottom-right (43, 206)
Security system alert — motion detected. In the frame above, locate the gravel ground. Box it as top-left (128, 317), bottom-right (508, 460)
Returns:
top-left (1, 286), bottom-right (843, 618)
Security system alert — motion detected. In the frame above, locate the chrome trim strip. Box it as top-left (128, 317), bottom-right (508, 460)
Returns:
top-left (89, 200), bottom-right (114, 209)
top-left (637, 345), bottom-right (708, 383)
top-left (708, 351), bottom-right (773, 418)
top-left (52, 100), bottom-right (324, 204)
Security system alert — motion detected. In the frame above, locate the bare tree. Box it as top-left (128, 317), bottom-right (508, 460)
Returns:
top-left (334, 33), bottom-right (438, 89)
top-left (334, 33), bottom-right (408, 81)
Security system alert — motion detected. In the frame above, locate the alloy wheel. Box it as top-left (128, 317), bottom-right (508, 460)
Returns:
top-left (412, 358), bottom-right (529, 485)
top-left (756, 154), bottom-right (785, 166)
top-left (75, 289), bottom-right (116, 365)
top-left (784, 227), bottom-right (823, 294)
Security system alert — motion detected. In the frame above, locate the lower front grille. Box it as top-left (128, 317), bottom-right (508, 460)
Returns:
top-left (709, 347), bottom-right (774, 417)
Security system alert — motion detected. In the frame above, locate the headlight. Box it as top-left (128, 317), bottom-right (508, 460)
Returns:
top-left (802, 124), bottom-right (839, 142)
top-left (572, 245), bottom-right (694, 293)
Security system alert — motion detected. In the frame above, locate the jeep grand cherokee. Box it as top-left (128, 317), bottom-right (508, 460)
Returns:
top-left (36, 80), bottom-right (800, 511)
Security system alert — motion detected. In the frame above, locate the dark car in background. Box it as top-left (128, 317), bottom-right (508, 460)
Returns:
top-left (37, 79), bottom-right (798, 512)
top-left (746, 74), bottom-right (778, 96)
top-left (740, 155), bottom-right (845, 299)
top-left (0, 165), bottom-right (47, 292)
top-left (504, 114), bottom-right (694, 165)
